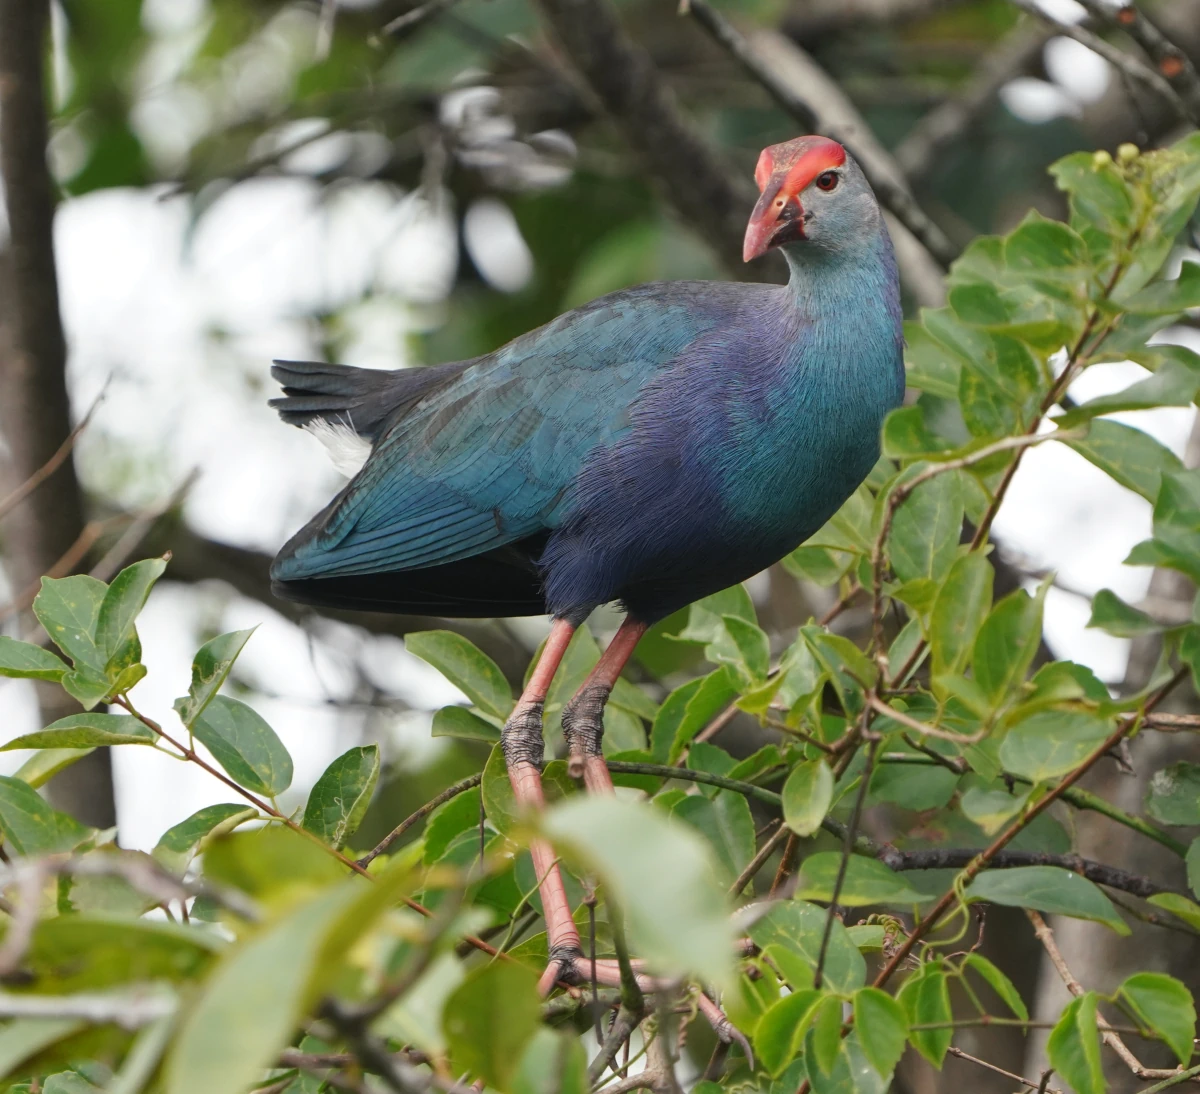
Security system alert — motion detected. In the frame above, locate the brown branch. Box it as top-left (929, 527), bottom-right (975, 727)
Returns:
top-left (946, 1045), bottom-right (1064, 1094)
top-left (894, 21), bottom-right (1053, 179)
top-left (1074, 0), bottom-right (1200, 121)
top-left (358, 772), bottom-right (483, 868)
top-left (871, 665), bottom-right (1188, 989)
top-left (728, 819), bottom-right (788, 896)
top-left (1027, 909), bottom-right (1181, 1081)
top-left (1006, 0), bottom-right (1195, 123)
top-left (0, 392), bottom-right (102, 522)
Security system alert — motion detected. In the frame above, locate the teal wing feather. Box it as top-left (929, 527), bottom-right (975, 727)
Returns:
top-left (273, 287), bottom-right (713, 581)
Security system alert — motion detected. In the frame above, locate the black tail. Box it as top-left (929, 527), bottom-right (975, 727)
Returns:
top-left (269, 359), bottom-right (468, 440)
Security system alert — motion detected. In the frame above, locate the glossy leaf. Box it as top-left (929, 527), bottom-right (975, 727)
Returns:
top-left (96, 558), bottom-right (166, 668)
top-left (189, 695), bottom-right (293, 797)
top-left (302, 745), bottom-right (380, 848)
top-left (431, 705), bottom-right (501, 743)
top-left (754, 989), bottom-right (822, 1077)
top-left (1, 713), bottom-right (156, 750)
top-left (406, 630), bottom-right (513, 719)
top-left (1117, 972), bottom-right (1196, 1064)
top-left (965, 866), bottom-right (1129, 933)
top-left (782, 759), bottom-right (834, 837)
top-left (998, 711), bottom-right (1112, 782)
top-left (152, 804), bottom-right (258, 874)
top-left (33, 574), bottom-right (108, 673)
top-left (889, 472), bottom-right (963, 584)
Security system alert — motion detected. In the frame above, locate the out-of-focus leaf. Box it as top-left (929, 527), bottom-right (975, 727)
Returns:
top-left (406, 631), bottom-right (513, 719)
top-left (966, 866), bottom-right (1129, 933)
top-left (747, 901), bottom-right (865, 994)
top-left (189, 695), bottom-right (292, 797)
top-left (0, 774), bottom-right (91, 855)
top-left (539, 795), bottom-right (733, 986)
top-left (302, 745), bottom-right (380, 848)
top-left (666, 790), bottom-right (754, 883)
top-left (796, 853), bottom-right (933, 906)
top-left (1, 714), bottom-right (155, 750)
top-left (1087, 588), bottom-right (1163, 636)
top-left (444, 961), bottom-right (542, 1089)
top-left (1145, 762), bottom-right (1200, 825)
top-left (511, 1028), bottom-right (588, 1094)
top-left (0, 1019), bottom-right (85, 1076)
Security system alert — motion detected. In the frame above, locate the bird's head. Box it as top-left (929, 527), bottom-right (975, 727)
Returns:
top-left (742, 136), bottom-right (877, 262)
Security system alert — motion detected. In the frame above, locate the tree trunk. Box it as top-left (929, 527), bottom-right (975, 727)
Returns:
top-left (0, 0), bottom-right (115, 828)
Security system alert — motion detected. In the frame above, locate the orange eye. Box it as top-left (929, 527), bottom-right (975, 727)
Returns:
top-left (815, 171), bottom-right (839, 192)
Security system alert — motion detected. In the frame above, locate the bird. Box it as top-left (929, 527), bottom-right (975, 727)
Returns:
top-left (269, 134), bottom-right (904, 993)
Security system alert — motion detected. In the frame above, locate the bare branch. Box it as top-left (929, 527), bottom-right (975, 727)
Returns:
top-left (1006, 0), bottom-right (1196, 124)
top-left (947, 1045), bottom-right (1064, 1094)
top-left (1074, 0), bottom-right (1200, 121)
top-left (895, 22), bottom-right (1053, 179)
top-left (358, 772), bottom-right (483, 868)
top-left (0, 985), bottom-right (177, 1029)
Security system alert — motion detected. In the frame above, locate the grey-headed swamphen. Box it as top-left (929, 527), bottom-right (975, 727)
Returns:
top-left (269, 135), bottom-right (904, 998)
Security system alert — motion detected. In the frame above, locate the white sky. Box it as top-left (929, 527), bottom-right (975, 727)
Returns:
top-left (0, 9), bottom-right (1195, 850)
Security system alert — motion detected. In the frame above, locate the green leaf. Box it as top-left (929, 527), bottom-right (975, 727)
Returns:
top-left (431, 705), bottom-right (501, 743)
top-left (1064, 419), bottom-right (1183, 502)
top-left (650, 667), bottom-right (738, 764)
top-left (966, 866), bottom-right (1129, 933)
top-left (1188, 836), bottom-right (1200, 900)
top-left (375, 952), bottom-right (465, 1056)
top-left (1087, 588), bottom-right (1162, 637)
top-left (302, 745), bottom-right (380, 848)
top-left (539, 795), bottom-right (734, 986)
top-left (424, 788), bottom-right (483, 864)
top-left (482, 743), bottom-right (519, 836)
top-left (972, 585), bottom-right (1046, 705)
top-left (1047, 993), bottom-right (1104, 1094)
top-left (0, 636), bottom-right (70, 681)
top-left (810, 993), bottom-right (844, 1077)
top-left (675, 585), bottom-right (756, 644)
top-left (189, 695), bottom-right (293, 796)
top-left (444, 961), bottom-right (542, 1089)
top-left (666, 790), bottom-right (754, 883)
top-left (14, 748), bottom-right (95, 789)
top-left (853, 987), bottom-right (909, 1079)
top-left (898, 964), bottom-right (952, 1067)
top-left (166, 863), bottom-right (414, 1094)
top-left (754, 989), bottom-right (822, 1077)
top-left (963, 953), bottom-right (1028, 1020)
top-left (782, 759), bottom-right (834, 837)
top-left (406, 631), bottom-right (513, 719)
top-left (1117, 972), bottom-right (1196, 1064)
top-left (1146, 762), bottom-right (1200, 825)
top-left (869, 761), bottom-right (959, 812)
top-left (0, 1019), bottom-right (85, 1077)
top-left (1123, 260), bottom-right (1200, 314)
top-left (96, 558), bottom-right (166, 669)
top-left (1058, 360), bottom-right (1200, 427)
top-left (889, 472), bottom-right (963, 583)
top-left (999, 711), bottom-right (1113, 782)
top-left (930, 553), bottom-right (993, 677)
top-left (511, 1028), bottom-right (588, 1094)
top-left (712, 614), bottom-right (770, 683)
top-left (202, 825), bottom-right (344, 897)
top-left (1149, 891), bottom-right (1200, 930)
top-left (153, 804), bottom-right (259, 874)
top-left (1004, 211), bottom-right (1088, 274)
top-left (882, 404), bottom-right (955, 460)
top-left (796, 853), bottom-right (934, 906)
top-left (959, 783), bottom-right (1028, 835)
top-left (748, 901), bottom-right (866, 994)
top-left (33, 574), bottom-right (108, 672)
top-left (0, 774), bottom-right (90, 855)
top-left (175, 629), bottom-right (256, 728)
top-left (61, 667), bottom-right (117, 711)
top-left (1, 713), bottom-right (156, 750)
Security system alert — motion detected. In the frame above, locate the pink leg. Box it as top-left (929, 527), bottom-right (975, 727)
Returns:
top-left (562, 617), bottom-right (648, 794)
top-left (501, 619), bottom-right (582, 990)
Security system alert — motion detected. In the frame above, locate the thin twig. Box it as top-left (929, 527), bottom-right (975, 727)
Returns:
top-left (1006, 0), bottom-right (1193, 122)
top-left (1072, 0), bottom-right (1200, 121)
top-left (815, 735), bottom-right (878, 987)
top-left (947, 1045), bottom-right (1063, 1094)
top-left (868, 693), bottom-right (985, 744)
top-left (728, 820), bottom-right (788, 896)
top-left (358, 773), bottom-right (483, 867)
top-left (872, 666), bottom-right (1187, 989)
top-left (1027, 910), bottom-right (1181, 1081)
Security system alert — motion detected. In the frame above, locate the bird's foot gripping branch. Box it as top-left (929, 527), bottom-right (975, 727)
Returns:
top-left (3, 133), bottom-right (1200, 1093)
